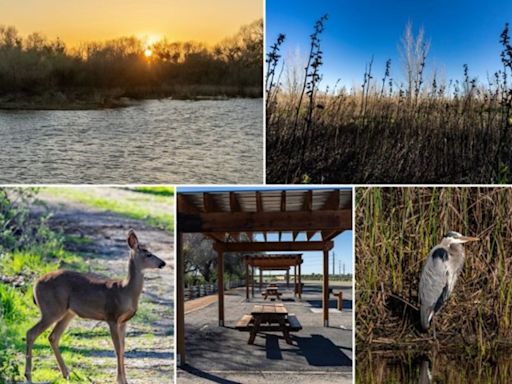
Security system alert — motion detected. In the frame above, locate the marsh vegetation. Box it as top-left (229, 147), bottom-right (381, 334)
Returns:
top-left (266, 18), bottom-right (512, 184)
top-left (355, 187), bottom-right (512, 382)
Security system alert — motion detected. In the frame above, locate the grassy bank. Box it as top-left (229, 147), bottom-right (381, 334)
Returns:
top-left (42, 187), bottom-right (174, 231)
top-left (356, 187), bottom-right (512, 354)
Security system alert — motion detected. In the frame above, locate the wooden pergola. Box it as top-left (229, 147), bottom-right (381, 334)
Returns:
top-left (244, 254), bottom-right (303, 299)
top-left (176, 188), bottom-right (352, 365)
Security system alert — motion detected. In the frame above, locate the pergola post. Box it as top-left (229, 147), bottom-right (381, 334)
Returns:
top-left (259, 268), bottom-right (262, 291)
top-left (294, 265), bottom-right (297, 297)
top-left (286, 269), bottom-right (290, 288)
top-left (176, 232), bottom-right (185, 366)
top-left (245, 257), bottom-right (249, 301)
top-left (298, 262), bottom-right (302, 301)
top-left (217, 248), bottom-right (224, 326)
top-left (323, 248), bottom-right (329, 327)
top-left (251, 265), bottom-right (255, 297)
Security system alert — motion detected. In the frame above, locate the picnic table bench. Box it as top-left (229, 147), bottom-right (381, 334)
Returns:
top-left (235, 304), bottom-right (302, 344)
top-left (262, 287), bottom-right (282, 300)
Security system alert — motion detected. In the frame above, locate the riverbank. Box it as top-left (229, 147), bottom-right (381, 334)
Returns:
top-left (0, 85), bottom-right (262, 110)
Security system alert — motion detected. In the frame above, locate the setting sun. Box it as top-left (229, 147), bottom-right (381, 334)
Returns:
top-left (144, 48), bottom-right (153, 57)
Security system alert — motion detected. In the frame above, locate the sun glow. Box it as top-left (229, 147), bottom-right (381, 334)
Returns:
top-left (144, 48), bottom-right (153, 57)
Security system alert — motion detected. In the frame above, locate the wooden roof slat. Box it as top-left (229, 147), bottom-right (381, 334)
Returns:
top-left (302, 190), bottom-right (313, 211)
top-left (321, 190), bottom-right (340, 210)
top-left (307, 231), bottom-right (316, 241)
top-left (229, 192), bottom-right (241, 212)
top-left (203, 193), bottom-right (220, 212)
top-left (280, 191), bottom-right (286, 212)
top-left (256, 191), bottom-right (263, 212)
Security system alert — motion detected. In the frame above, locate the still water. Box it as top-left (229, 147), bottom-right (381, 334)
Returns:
top-left (357, 350), bottom-right (512, 384)
top-left (0, 98), bottom-right (262, 183)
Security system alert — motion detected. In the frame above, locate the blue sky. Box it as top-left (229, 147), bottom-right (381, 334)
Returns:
top-left (177, 186), bottom-right (353, 274)
top-left (266, 0), bottom-right (512, 88)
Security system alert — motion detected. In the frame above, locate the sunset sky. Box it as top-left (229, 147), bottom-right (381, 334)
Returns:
top-left (1, 0), bottom-right (262, 46)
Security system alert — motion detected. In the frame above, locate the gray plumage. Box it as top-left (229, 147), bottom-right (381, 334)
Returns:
top-left (419, 231), bottom-right (479, 331)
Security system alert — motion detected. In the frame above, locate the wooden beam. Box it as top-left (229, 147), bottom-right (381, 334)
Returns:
top-left (278, 231), bottom-right (282, 242)
top-left (280, 191), bottom-right (286, 212)
top-left (176, 232), bottom-right (185, 366)
top-left (229, 232), bottom-right (241, 241)
top-left (263, 231), bottom-right (267, 242)
top-left (292, 231), bottom-right (300, 241)
top-left (323, 249), bottom-right (329, 327)
top-left (203, 192), bottom-right (220, 212)
top-left (251, 265), bottom-right (255, 297)
top-left (218, 249), bottom-right (224, 326)
top-left (298, 262), bottom-right (302, 301)
top-left (322, 230), bottom-right (341, 241)
top-left (256, 191), bottom-right (263, 212)
top-left (205, 232), bottom-right (226, 242)
top-left (229, 192), bottom-right (241, 212)
top-left (178, 209), bottom-right (351, 233)
top-left (321, 190), bottom-right (340, 210)
top-left (245, 257), bottom-right (249, 300)
top-left (307, 231), bottom-right (316, 241)
top-left (213, 241), bottom-right (333, 253)
top-left (302, 190), bottom-right (313, 211)
top-left (177, 194), bottom-right (201, 214)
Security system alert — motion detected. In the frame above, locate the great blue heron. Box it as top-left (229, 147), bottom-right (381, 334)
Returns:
top-left (419, 231), bottom-right (479, 334)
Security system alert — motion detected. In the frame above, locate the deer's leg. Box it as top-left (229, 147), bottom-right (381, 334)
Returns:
top-left (25, 315), bottom-right (58, 382)
top-left (49, 311), bottom-right (75, 379)
top-left (119, 323), bottom-right (127, 382)
top-left (108, 321), bottom-right (128, 384)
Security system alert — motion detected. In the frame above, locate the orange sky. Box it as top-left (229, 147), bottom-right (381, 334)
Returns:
top-left (0, 0), bottom-right (262, 46)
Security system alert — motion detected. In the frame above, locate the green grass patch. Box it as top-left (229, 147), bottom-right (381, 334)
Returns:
top-left (43, 187), bottom-right (174, 232)
top-left (129, 186), bottom-right (174, 197)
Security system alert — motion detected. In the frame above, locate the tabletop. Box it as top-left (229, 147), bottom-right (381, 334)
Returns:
top-left (251, 304), bottom-right (287, 315)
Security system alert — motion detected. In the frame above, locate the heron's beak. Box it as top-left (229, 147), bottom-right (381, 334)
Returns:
top-left (460, 236), bottom-right (480, 243)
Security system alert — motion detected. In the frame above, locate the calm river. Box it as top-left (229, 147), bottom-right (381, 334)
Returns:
top-left (0, 98), bottom-right (262, 183)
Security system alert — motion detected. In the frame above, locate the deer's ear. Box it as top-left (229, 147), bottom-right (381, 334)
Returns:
top-left (127, 230), bottom-right (138, 249)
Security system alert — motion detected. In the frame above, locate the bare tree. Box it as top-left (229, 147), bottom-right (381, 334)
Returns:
top-left (399, 21), bottom-right (430, 105)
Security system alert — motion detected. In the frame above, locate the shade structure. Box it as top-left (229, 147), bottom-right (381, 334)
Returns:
top-left (176, 188), bottom-right (352, 366)
top-left (244, 254), bottom-right (303, 299)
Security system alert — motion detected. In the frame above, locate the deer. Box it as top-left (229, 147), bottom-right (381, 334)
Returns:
top-left (25, 229), bottom-right (166, 384)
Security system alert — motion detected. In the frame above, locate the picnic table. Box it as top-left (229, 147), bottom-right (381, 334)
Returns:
top-left (262, 286), bottom-right (282, 300)
top-left (235, 303), bottom-right (302, 344)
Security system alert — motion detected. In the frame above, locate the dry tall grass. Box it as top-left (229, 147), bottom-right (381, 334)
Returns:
top-left (356, 187), bottom-right (512, 354)
top-left (266, 20), bottom-right (512, 184)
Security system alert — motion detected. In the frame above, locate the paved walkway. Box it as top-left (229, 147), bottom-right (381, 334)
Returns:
top-left (179, 281), bottom-right (353, 384)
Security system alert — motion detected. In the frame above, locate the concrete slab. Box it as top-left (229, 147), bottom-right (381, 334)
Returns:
top-left (179, 281), bottom-right (353, 383)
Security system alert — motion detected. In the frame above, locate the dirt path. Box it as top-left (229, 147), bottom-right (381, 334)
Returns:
top-left (34, 189), bottom-right (174, 383)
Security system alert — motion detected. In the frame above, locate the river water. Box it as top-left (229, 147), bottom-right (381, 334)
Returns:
top-left (357, 350), bottom-right (512, 383)
top-left (0, 98), bottom-right (262, 183)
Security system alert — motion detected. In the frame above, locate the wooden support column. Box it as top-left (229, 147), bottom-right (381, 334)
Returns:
top-left (294, 265), bottom-right (297, 297)
top-left (286, 269), bottom-right (290, 288)
top-left (298, 263), bottom-right (302, 301)
top-left (251, 265), bottom-right (255, 297)
top-left (323, 248), bottom-right (329, 327)
top-left (217, 249), bottom-right (224, 326)
top-left (177, 232), bottom-right (185, 366)
top-left (245, 258), bottom-right (249, 301)
top-left (259, 268), bottom-right (263, 291)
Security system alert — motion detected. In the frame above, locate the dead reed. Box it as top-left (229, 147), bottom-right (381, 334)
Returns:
top-left (266, 21), bottom-right (512, 184)
top-left (356, 187), bottom-right (512, 354)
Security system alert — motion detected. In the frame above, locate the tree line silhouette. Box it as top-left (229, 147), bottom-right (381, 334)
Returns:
top-left (0, 20), bottom-right (262, 103)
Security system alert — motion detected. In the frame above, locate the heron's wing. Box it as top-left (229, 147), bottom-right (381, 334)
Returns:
top-left (419, 247), bottom-right (450, 329)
